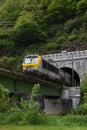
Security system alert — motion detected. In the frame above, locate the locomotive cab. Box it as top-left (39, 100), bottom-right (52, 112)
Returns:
top-left (22, 54), bottom-right (41, 72)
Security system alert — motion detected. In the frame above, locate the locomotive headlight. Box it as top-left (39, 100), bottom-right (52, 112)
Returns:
top-left (23, 67), bottom-right (26, 70)
top-left (35, 67), bottom-right (37, 69)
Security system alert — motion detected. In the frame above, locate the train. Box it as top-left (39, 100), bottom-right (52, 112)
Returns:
top-left (22, 54), bottom-right (72, 85)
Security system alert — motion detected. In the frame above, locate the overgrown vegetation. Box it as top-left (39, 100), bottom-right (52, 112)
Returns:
top-left (1, 74), bottom-right (87, 126)
top-left (71, 73), bottom-right (87, 115)
top-left (0, 0), bottom-right (87, 69)
top-left (0, 84), bottom-right (10, 113)
top-left (0, 83), bottom-right (46, 125)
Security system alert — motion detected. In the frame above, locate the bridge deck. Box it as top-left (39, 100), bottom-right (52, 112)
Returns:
top-left (0, 68), bottom-right (62, 96)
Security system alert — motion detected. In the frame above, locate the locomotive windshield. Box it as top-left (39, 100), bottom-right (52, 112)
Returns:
top-left (24, 55), bottom-right (38, 64)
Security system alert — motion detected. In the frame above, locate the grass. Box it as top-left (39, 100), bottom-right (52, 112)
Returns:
top-left (0, 125), bottom-right (87, 130)
top-left (0, 115), bottom-right (87, 130)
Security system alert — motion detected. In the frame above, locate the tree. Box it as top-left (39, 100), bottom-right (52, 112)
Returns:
top-left (83, 11), bottom-right (87, 29)
top-left (77, 0), bottom-right (87, 15)
top-left (14, 11), bottom-right (47, 45)
top-left (0, 0), bottom-right (23, 21)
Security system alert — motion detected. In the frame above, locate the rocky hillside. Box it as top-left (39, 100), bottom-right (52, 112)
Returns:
top-left (0, 0), bottom-right (87, 70)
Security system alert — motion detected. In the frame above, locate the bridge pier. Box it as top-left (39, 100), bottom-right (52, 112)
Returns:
top-left (61, 86), bottom-right (80, 109)
top-left (9, 86), bottom-right (80, 114)
top-left (44, 97), bottom-right (72, 115)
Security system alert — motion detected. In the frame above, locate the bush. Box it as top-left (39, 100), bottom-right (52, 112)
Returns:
top-left (20, 84), bottom-right (46, 125)
top-left (46, 42), bottom-right (61, 50)
top-left (63, 115), bottom-right (87, 126)
top-left (68, 34), bottom-right (77, 41)
top-left (14, 12), bottom-right (47, 45)
top-left (83, 11), bottom-right (87, 29)
top-left (0, 39), bottom-right (15, 55)
top-left (79, 33), bottom-right (87, 42)
top-left (0, 84), bottom-right (10, 113)
top-left (23, 111), bottom-right (44, 125)
top-left (56, 36), bottom-right (65, 43)
top-left (72, 103), bottom-right (87, 115)
top-left (64, 18), bottom-right (82, 33)
top-left (6, 107), bottom-right (23, 125)
top-left (77, 0), bottom-right (87, 15)
top-left (0, 84), bottom-right (47, 125)
top-left (81, 73), bottom-right (87, 94)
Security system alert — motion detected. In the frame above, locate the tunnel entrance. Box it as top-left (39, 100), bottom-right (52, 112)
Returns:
top-left (60, 67), bottom-right (80, 87)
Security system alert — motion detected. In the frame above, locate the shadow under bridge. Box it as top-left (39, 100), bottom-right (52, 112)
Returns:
top-left (60, 67), bottom-right (80, 87)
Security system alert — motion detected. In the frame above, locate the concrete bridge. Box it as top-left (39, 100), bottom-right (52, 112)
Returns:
top-left (0, 68), bottom-right (73, 114)
top-left (43, 50), bottom-right (87, 86)
top-left (1, 50), bottom-right (85, 114)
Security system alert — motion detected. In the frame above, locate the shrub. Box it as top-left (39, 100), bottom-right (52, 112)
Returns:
top-left (0, 58), bottom-right (3, 67)
top-left (83, 11), bottom-right (87, 29)
top-left (46, 42), bottom-right (61, 50)
top-left (6, 106), bottom-right (23, 125)
top-left (1, 56), bottom-right (10, 69)
top-left (79, 33), bottom-right (87, 42)
top-left (20, 84), bottom-right (46, 125)
top-left (0, 84), bottom-right (10, 113)
top-left (71, 29), bottom-right (78, 35)
top-left (77, 0), bottom-right (87, 15)
top-left (68, 34), bottom-right (77, 41)
top-left (63, 115), bottom-right (87, 126)
top-left (81, 73), bottom-right (87, 94)
top-left (56, 36), bottom-right (65, 43)
top-left (64, 18), bottom-right (82, 33)
top-left (14, 12), bottom-right (47, 45)
top-left (72, 103), bottom-right (87, 115)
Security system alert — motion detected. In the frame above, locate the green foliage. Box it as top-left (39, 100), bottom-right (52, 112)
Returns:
top-left (79, 33), bottom-right (87, 42)
top-left (77, 0), bottom-right (87, 15)
top-left (14, 11), bottom-right (47, 45)
top-left (31, 83), bottom-right (40, 96)
top-left (0, 56), bottom-right (18, 70)
top-left (45, 0), bottom-right (68, 24)
top-left (62, 115), bottom-right (87, 126)
top-left (72, 103), bottom-right (87, 115)
top-left (56, 36), bottom-right (65, 43)
top-left (0, 0), bottom-right (87, 68)
top-left (20, 84), bottom-right (46, 125)
top-left (46, 0), bottom-right (77, 24)
top-left (6, 106), bottom-right (23, 125)
top-left (0, 39), bottom-right (15, 55)
top-left (68, 34), bottom-right (77, 41)
top-left (46, 42), bottom-right (61, 50)
top-left (83, 11), bottom-right (87, 29)
top-left (64, 18), bottom-right (82, 33)
top-left (0, 0), bottom-right (23, 21)
top-left (83, 93), bottom-right (87, 103)
top-left (0, 84), bottom-right (10, 113)
top-left (81, 73), bottom-right (87, 94)
top-left (71, 29), bottom-right (78, 34)
top-left (0, 83), bottom-right (46, 125)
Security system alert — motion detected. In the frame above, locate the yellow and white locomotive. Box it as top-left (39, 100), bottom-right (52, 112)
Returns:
top-left (22, 54), bottom-right (72, 85)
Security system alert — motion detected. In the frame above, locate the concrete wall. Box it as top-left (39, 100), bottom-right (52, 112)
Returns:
top-left (43, 50), bottom-right (87, 81)
top-left (61, 86), bottom-right (80, 109)
top-left (44, 98), bottom-right (72, 115)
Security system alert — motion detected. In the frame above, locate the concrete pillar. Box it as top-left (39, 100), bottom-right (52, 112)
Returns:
top-left (60, 86), bottom-right (80, 109)
top-left (61, 86), bottom-right (69, 99)
top-left (69, 87), bottom-right (80, 108)
top-left (44, 98), bottom-right (62, 115)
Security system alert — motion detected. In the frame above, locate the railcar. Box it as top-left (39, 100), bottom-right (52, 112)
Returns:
top-left (22, 54), bottom-right (72, 85)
